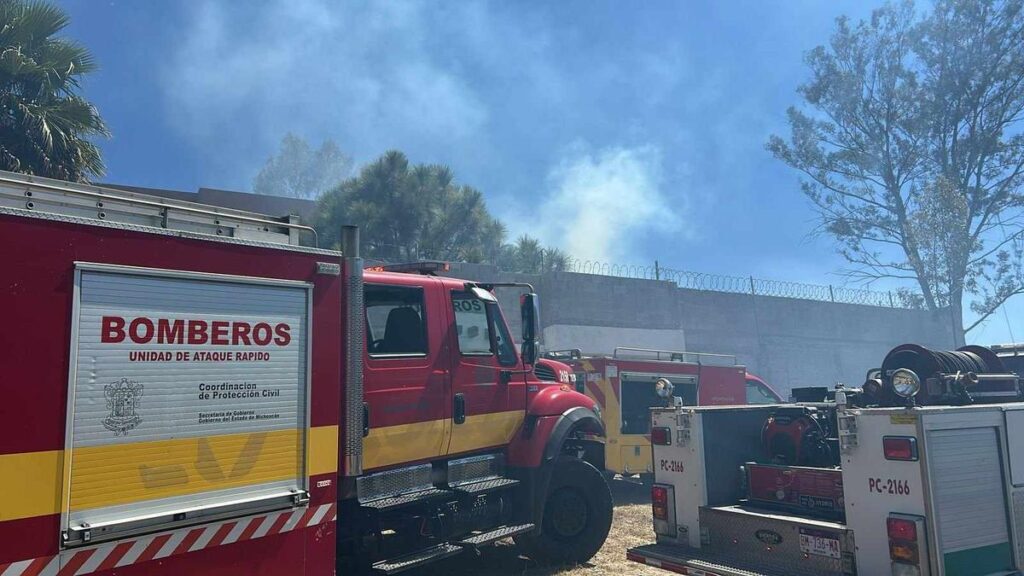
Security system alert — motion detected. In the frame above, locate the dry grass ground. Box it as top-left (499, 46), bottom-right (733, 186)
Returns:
top-left (415, 479), bottom-right (666, 576)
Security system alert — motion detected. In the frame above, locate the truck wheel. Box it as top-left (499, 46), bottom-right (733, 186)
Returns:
top-left (516, 457), bottom-right (613, 566)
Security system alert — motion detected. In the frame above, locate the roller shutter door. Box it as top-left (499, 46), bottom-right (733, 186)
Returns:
top-left (63, 265), bottom-right (310, 546)
top-left (927, 427), bottom-right (1013, 575)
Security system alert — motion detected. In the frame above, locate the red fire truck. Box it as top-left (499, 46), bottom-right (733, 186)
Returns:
top-left (0, 171), bottom-right (611, 575)
top-left (545, 348), bottom-right (782, 476)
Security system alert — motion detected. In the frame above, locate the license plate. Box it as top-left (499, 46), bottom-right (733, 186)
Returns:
top-left (799, 529), bottom-right (841, 559)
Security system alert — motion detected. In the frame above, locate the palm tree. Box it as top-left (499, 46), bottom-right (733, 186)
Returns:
top-left (0, 0), bottom-right (108, 182)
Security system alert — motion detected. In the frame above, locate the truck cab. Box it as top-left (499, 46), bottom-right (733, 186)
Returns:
top-left (344, 265), bottom-right (614, 573)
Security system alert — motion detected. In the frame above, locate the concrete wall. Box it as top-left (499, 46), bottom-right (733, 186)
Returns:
top-left (445, 263), bottom-right (958, 398)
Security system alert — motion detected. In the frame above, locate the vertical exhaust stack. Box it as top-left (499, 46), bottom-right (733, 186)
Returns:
top-left (341, 225), bottom-right (364, 477)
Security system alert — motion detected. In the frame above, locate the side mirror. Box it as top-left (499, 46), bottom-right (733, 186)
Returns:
top-left (520, 293), bottom-right (539, 365)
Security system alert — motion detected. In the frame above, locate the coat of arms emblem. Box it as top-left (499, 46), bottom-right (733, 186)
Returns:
top-left (103, 377), bottom-right (144, 435)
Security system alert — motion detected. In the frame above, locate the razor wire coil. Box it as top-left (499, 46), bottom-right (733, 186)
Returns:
top-left (564, 259), bottom-right (919, 309)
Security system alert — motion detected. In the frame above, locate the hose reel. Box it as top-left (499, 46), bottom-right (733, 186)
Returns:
top-left (868, 344), bottom-right (1021, 406)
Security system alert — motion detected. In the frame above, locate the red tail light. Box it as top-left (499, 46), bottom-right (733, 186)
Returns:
top-left (651, 483), bottom-right (677, 536)
top-left (883, 436), bottom-right (918, 461)
top-left (887, 516), bottom-right (917, 541)
top-left (888, 514), bottom-right (925, 569)
top-left (652, 485), bottom-right (669, 520)
top-left (652, 485), bottom-right (668, 505)
top-left (651, 426), bottom-right (671, 445)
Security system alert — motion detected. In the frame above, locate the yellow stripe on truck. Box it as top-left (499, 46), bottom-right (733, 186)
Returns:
top-left (360, 410), bottom-right (525, 470)
top-left (0, 425), bottom-right (340, 521)
top-left (448, 410), bottom-right (524, 455)
top-left (363, 418), bottom-right (448, 470)
top-left (4, 412), bottom-right (524, 521)
top-left (69, 428), bottom-right (301, 511)
top-left (0, 449), bottom-right (62, 521)
top-left (309, 424), bottom-right (339, 476)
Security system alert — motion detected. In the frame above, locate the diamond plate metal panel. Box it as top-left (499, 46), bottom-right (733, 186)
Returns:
top-left (448, 453), bottom-right (503, 486)
top-left (699, 506), bottom-right (854, 576)
top-left (343, 256), bottom-right (365, 475)
top-left (357, 463), bottom-right (433, 502)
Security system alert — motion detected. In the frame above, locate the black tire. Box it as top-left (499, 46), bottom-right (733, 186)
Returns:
top-left (515, 457), bottom-right (613, 566)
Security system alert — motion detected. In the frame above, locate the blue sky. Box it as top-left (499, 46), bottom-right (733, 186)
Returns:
top-left (59, 0), bottom-right (1021, 343)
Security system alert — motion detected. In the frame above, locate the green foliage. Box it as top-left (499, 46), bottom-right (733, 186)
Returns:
top-left (314, 150), bottom-right (567, 273)
top-left (767, 0), bottom-right (1024, 336)
top-left (253, 133), bottom-right (352, 199)
top-left (492, 235), bottom-right (571, 274)
top-left (0, 0), bottom-right (109, 181)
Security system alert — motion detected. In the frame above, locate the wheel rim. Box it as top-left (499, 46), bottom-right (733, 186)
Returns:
top-left (548, 487), bottom-right (589, 539)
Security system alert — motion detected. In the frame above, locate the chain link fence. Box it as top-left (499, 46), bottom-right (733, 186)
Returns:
top-left (564, 259), bottom-right (921, 309)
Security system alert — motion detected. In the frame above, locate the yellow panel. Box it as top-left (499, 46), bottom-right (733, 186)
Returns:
top-left (69, 429), bottom-right (301, 511)
top-left (448, 410), bottom-right (524, 455)
top-left (604, 440), bottom-right (624, 474)
top-left (0, 450), bottom-right (62, 521)
top-left (363, 418), bottom-right (446, 470)
top-left (308, 425), bottom-right (339, 476)
top-left (620, 445), bottom-right (653, 474)
top-left (595, 374), bottom-right (630, 474)
top-left (3, 425), bottom-right (342, 521)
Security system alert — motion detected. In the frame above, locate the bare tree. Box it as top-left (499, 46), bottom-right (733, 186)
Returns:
top-left (767, 0), bottom-right (1024, 340)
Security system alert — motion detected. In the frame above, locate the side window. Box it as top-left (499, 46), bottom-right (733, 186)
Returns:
top-left (451, 292), bottom-right (518, 366)
top-left (745, 380), bottom-right (778, 404)
top-left (365, 284), bottom-right (427, 357)
top-left (489, 302), bottom-right (517, 366)
top-left (452, 293), bottom-right (492, 355)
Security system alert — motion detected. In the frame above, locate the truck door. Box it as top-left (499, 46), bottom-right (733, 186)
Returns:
top-left (445, 289), bottom-right (524, 456)
top-left (362, 278), bottom-right (450, 470)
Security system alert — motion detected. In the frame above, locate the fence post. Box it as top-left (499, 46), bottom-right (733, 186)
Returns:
top-left (655, 260), bottom-right (660, 281)
top-left (889, 291), bottom-right (895, 307)
top-left (829, 285), bottom-right (835, 302)
top-left (749, 276), bottom-right (756, 296)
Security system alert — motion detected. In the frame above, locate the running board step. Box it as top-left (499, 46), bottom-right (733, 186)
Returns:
top-left (360, 487), bottom-right (454, 512)
top-left (456, 523), bottom-right (535, 549)
top-left (453, 477), bottom-right (519, 495)
top-left (371, 543), bottom-right (463, 575)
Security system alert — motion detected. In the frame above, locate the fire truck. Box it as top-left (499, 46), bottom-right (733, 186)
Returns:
top-left (544, 348), bottom-right (781, 476)
top-left (0, 171), bottom-right (612, 576)
top-left (627, 342), bottom-right (1024, 576)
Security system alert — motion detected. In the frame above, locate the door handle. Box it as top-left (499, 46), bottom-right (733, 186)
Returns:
top-left (454, 393), bottom-right (466, 425)
top-left (362, 402), bottom-right (370, 437)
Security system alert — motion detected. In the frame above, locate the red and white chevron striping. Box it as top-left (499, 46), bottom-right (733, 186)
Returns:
top-left (0, 503), bottom-right (337, 576)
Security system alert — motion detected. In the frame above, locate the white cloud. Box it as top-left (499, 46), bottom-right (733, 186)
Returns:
top-left (533, 143), bottom-right (681, 263)
top-left (162, 0), bottom-right (496, 186)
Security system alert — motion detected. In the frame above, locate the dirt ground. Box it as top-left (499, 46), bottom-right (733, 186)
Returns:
top-left (414, 479), bottom-right (666, 576)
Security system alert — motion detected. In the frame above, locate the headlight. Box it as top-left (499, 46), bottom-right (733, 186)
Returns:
top-left (891, 368), bottom-right (921, 398)
top-left (655, 378), bottom-right (674, 399)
